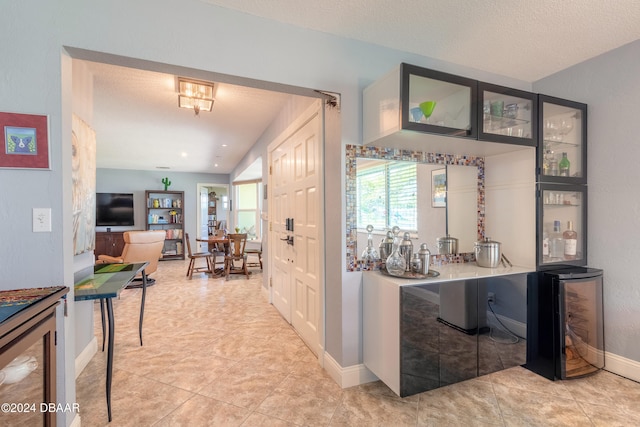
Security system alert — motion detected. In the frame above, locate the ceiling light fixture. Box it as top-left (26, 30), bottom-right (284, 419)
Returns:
top-left (177, 78), bottom-right (214, 116)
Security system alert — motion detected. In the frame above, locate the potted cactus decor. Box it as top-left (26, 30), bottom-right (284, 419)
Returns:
top-left (162, 177), bottom-right (171, 191)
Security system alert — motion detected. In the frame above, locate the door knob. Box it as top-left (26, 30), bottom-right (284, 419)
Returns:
top-left (280, 236), bottom-right (294, 246)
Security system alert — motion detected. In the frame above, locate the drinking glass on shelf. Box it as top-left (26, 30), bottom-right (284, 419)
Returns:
top-left (504, 103), bottom-right (518, 119)
top-left (544, 119), bottom-right (559, 141)
top-left (490, 101), bottom-right (504, 118)
top-left (557, 117), bottom-right (574, 141)
top-left (409, 107), bottom-right (423, 123)
top-left (419, 101), bottom-right (436, 124)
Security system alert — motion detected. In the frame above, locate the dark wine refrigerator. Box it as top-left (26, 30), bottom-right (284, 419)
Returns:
top-left (526, 267), bottom-right (604, 380)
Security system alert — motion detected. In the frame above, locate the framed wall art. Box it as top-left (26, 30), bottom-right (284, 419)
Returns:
top-left (431, 168), bottom-right (446, 208)
top-left (0, 112), bottom-right (50, 169)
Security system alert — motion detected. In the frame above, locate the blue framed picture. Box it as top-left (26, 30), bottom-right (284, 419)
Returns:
top-left (432, 169), bottom-right (446, 208)
top-left (0, 112), bottom-right (49, 169)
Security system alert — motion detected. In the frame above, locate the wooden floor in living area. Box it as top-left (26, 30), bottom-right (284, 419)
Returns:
top-left (76, 259), bottom-right (640, 426)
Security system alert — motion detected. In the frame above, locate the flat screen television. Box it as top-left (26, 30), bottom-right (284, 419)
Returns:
top-left (96, 193), bottom-right (135, 226)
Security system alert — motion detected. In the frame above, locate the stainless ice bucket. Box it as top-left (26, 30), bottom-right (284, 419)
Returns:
top-left (474, 238), bottom-right (502, 268)
top-left (437, 235), bottom-right (458, 254)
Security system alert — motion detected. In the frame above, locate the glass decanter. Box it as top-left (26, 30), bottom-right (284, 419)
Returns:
top-left (386, 226), bottom-right (406, 275)
top-left (379, 230), bottom-right (395, 260)
top-left (361, 224), bottom-right (379, 263)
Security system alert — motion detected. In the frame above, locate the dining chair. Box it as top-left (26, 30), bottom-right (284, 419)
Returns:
top-left (209, 232), bottom-right (227, 274)
top-left (185, 233), bottom-right (213, 279)
top-left (245, 241), bottom-right (262, 271)
top-left (224, 233), bottom-right (250, 280)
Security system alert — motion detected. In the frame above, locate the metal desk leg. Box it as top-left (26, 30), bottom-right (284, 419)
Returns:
top-left (105, 297), bottom-right (115, 422)
top-left (139, 270), bottom-right (147, 346)
top-left (100, 298), bottom-right (106, 352)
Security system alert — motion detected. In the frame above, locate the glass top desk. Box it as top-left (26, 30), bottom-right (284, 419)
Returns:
top-left (74, 262), bottom-right (148, 422)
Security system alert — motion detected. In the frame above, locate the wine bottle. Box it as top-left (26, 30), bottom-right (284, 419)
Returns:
top-left (542, 143), bottom-right (551, 176)
top-left (563, 220), bottom-right (577, 260)
top-left (549, 154), bottom-right (559, 176)
top-left (550, 220), bottom-right (564, 260)
top-left (559, 152), bottom-right (570, 177)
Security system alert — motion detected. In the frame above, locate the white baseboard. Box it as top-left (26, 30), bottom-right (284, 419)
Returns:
top-left (605, 351), bottom-right (640, 383)
top-left (75, 336), bottom-right (97, 379)
top-left (69, 413), bottom-right (81, 427)
top-left (261, 284), bottom-right (271, 303)
top-left (323, 352), bottom-right (378, 388)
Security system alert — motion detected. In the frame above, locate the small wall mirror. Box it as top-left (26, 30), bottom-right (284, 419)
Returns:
top-left (346, 144), bottom-right (485, 271)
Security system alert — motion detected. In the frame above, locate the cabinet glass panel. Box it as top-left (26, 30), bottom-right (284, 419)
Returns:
top-left (540, 186), bottom-right (586, 267)
top-left (479, 84), bottom-right (536, 146)
top-left (402, 64), bottom-right (477, 138)
top-left (0, 340), bottom-right (44, 426)
top-left (540, 97), bottom-right (586, 182)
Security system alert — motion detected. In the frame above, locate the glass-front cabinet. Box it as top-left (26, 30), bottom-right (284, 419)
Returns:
top-left (362, 63), bottom-right (478, 145)
top-left (478, 82), bottom-right (537, 146)
top-left (537, 183), bottom-right (587, 269)
top-left (402, 63), bottom-right (478, 138)
top-left (538, 95), bottom-right (587, 184)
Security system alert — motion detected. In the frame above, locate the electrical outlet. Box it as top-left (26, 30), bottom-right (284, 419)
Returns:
top-left (487, 292), bottom-right (495, 304)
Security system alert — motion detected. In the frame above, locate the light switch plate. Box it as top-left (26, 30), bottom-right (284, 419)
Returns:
top-left (33, 208), bottom-right (52, 232)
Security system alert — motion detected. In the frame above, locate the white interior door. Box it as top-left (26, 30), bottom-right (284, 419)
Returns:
top-left (290, 114), bottom-right (321, 353)
top-left (270, 144), bottom-right (293, 322)
top-left (268, 103), bottom-right (323, 355)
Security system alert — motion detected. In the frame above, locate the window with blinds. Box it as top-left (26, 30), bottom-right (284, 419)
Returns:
top-left (356, 162), bottom-right (417, 231)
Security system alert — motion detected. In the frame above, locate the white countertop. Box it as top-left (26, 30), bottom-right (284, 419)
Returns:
top-left (365, 262), bottom-right (535, 287)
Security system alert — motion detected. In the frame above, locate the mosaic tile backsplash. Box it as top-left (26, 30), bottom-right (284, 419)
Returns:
top-left (346, 144), bottom-right (485, 272)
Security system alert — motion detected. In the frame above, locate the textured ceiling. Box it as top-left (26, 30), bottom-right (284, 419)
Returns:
top-left (203, 0), bottom-right (640, 82)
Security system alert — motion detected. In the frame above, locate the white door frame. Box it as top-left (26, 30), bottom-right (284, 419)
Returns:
top-left (196, 182), bottom-right (229, 252)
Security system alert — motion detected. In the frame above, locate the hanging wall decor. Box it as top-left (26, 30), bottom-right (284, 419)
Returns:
top-left (0, 112), bottom-right (50, 169)
top-left (72, 114), bottom-right (97, 255)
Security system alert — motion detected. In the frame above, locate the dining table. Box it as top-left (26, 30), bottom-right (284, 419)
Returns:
top-left (196, 235), bottom-right (230, 276)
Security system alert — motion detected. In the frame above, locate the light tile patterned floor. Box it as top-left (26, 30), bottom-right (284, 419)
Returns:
top-left (76, 259), bottom-right (640, 426)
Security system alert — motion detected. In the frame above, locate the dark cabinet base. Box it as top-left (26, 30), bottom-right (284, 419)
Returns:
top-left (400, 275), bottom-right (527, 397)
top-left (95, 231), bottom-right (126, 260)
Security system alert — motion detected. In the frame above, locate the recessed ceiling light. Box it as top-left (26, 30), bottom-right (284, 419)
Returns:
top-left (214, 163), bottom-right (219, 167)
top-left (221, 144), bottom-right (228, 147)
top-left (181, 152), bottom-right (187, 157)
